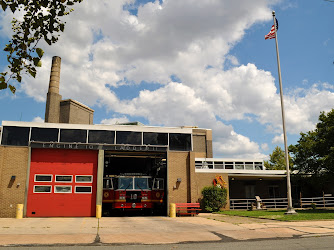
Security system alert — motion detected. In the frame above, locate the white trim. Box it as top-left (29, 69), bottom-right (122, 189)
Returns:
top-left (55, 175), bottom-right (73, 183)
top-left (54, 185), bottom-right (72, 193)
top-left (75, 175), bottom-right (93, 183)
top-left (75, 186), bottom-right (92, 193)
top-left (33, 185), bottom-right (52, 193)
top-left (195, 168), bottom-right (286, 177)
top-left (34, 174), bottom-right (53, 182)
top-left (195, 157), bottom-right (264, 163)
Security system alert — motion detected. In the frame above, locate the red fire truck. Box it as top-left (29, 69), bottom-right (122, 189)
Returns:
top-left (102, 175), bottom-right (164, 215)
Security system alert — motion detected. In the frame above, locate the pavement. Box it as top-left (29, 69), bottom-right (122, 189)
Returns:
top-left (0, 213), bottom-right (334, 246)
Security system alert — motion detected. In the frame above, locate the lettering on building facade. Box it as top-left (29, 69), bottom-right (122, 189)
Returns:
top-left (30, 142), bottom-right (167, 152)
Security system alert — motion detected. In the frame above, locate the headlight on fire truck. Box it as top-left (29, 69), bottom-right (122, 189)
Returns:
top-left (119, 195), bottom-right (126, 200)
top-left (142, 196), bottom-right (148, 200)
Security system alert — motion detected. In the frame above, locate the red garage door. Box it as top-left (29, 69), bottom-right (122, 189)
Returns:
top-left (27, 148), bottom-right (98, 217)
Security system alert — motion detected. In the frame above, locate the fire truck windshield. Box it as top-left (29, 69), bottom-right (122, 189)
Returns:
top-left (117, 177), bottom-right (133, 190)
top-left (114, 176), bottom-right (152, 190)
top-left (135, 177), bottom-right (151, 190)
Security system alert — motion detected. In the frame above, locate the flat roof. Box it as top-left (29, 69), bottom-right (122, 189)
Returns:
top-left (1, 121), bottom-right (201, 134)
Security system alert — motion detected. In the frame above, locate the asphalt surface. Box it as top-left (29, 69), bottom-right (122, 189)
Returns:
top-left (0, 213), bottom-right (334, 247)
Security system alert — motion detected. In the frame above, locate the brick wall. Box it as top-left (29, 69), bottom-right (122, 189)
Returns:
top-left (192, 172), bottom-right (230, 209)
top-left (60, 99), bottom-right (94, 125)
top-left (168, 151), bottom-right (190, 204)
top-left (192, 129), bottom-right (213, 158)
top-left (0, 146), bottom-right (29, 218)
top-left (168, 151), bottom-right (229, 209)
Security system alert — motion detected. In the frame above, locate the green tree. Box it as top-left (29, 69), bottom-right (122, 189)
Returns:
top-left (0, 0), bottom-right (83, 94)
top-left (264, 146), bottom-right (293, 170)
top-left (289, 109), bottom-right (334, 176)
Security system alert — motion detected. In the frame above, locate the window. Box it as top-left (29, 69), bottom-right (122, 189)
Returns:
top-left (31, 127), bottom-right (59, 142)
top-left (225, 162), bottom-right (234, 169)
top-left (169, 133), bottom-right (191, 151)
top-left (245, 162), bottom-right (254, 170)
top-left (60, 129), bottom-right (87, 143)
top-left (54, 186), bottom-right (72, 193)
top-left (34, 185), bottom-right (52, 193)
top-left (143, 132), bottom-right (168, 145)
top-left (116, 131), bottom-right (142, 145)
top-left (255, 162), bottom-right (263, 170)
top-left (75, 186), bottom-right (92, 193)
top-left (214, 162), bottom-right (224, 169)
top-left (235, 162), bottom-right (244, 170)
top-left (35, 175), bottom-right (52, 182)
top-left (153, 178), bottom-right (164, 190)
top-left (103, 177), bottom-right (113, 189)
top-left (116, 177), bottom-right (133, 190)
top-left (75, 175), bottom-right (93, 183)
top-left (55, 175), bottom-right (72, 182)
top-left (88, 130), bottom-right (115, 144)
top-left (135, 177), bottom-right (151, 190)
top-left (1, 126), bottom-right (30, 146)
top-left (195, 161), bottom-right (203, 169)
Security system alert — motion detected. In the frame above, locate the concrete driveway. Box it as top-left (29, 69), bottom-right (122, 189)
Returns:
top-left (1, 214), bottom-right (334, 246)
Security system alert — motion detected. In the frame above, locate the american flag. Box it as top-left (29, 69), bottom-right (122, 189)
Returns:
top-left (265, 19), bottom-right (278, 40)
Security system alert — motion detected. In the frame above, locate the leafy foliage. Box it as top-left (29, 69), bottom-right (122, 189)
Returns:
top-left (264, 146), bottom-right (293, 170)
top-left (201, 185), bottom-right (227, 212)
top-left (0, 0), bottom-right (83, 93)
top-left (289, 109), bottom-right (334, 177)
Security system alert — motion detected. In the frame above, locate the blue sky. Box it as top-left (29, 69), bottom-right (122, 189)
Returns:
top-left (0, 0), bottom-right (333, 159)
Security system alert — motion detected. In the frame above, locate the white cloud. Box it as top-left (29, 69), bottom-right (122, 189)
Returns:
top-left (261, 143), bottom-right (269, 151)
top-left (100, 116), bottom-right (130, 125)
top-left (272, 134), bottom-right (284, 145)
top-left (2, 0), bottom-right (334, 159)
top-left (31, 116), bottom-right (44, 123)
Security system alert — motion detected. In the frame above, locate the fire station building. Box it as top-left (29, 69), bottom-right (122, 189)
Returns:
top-left (0, 57), bottom-right (287, 218)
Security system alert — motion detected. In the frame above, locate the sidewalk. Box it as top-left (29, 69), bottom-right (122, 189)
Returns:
top-left (1, 214), bottom-right (334, 246)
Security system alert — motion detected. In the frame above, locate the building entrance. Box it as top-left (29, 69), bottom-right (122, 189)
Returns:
top-left (102, 151), bottom-right (167, 216)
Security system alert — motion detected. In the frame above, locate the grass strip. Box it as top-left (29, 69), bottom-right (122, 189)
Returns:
top-left (217, 209), bottom-right (334, 221)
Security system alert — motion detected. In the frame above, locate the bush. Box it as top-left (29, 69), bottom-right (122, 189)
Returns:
top-left (201, 186), bottom-right (227, 212)
top-left (311, 203), bottom-right (316, 210)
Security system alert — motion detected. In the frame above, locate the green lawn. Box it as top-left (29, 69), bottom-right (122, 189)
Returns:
top-left (217, 209), bottom-right (334, 221)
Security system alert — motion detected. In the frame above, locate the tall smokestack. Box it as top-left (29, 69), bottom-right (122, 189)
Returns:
top-left (45, 56), bottom-right (62, 123)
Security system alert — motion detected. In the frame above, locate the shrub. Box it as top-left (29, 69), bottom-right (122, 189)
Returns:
top-left (311, 203), bottom-right (316, 210)
top-left (201, 185), bottom-right (227, 212)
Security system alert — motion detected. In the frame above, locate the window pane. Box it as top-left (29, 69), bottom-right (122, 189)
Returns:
top-left (31, 127), bottom-right (58, 142)
top-left (153, 179), bottom-right (164, 190)
top-left (255, 162), bottom-right (263, 170)
top-left (88, 130), bottom-right (115, 144)
top-left (135, 177), bottom-right (151, 190)
top-left (55, 186), bottom-right (72, 193)
top-left (117, 177), bottom-right (133, 190)
top-left (1, 126), bottom-right (30, 146)
top-left (143, 133), bottom-right (168, 145)
top-left (75, 186), bottom-right (92, 193)
top-left (245, 162), bottom-right (254, 170)
top-left (235, 163), bottom-right (244, 169)
top-left (116, 131), bottom-right (142, 145)
top-left (55, 176), bottom-right (72, 182)
top-left (60, 129), bottom-right (87, 143)
top-left (35, 175), bottom-right (52, 182)
top-left (75, 176), bottom-right (92, 183)
top-left (214, 162), bottom-right (224, 169)
top-left (225, 162), bottom-right (234, 169)
top-left (34, 186), bottom-right (51, 193)
top-left (169, 133), bottom-right (191, 151)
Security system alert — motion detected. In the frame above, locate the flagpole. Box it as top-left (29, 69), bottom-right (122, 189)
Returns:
top-left (272, 10), bottom-right (296, 215)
